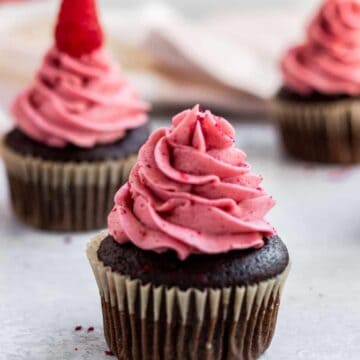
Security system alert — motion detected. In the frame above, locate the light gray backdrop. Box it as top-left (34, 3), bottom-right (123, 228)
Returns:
top-left (103, 0), bottom-right (317, 16)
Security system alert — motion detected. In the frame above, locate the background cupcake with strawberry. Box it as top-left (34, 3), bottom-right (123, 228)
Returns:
top-left (1, 0), bottom-right (149, 231)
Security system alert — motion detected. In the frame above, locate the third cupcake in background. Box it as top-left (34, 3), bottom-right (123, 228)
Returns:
top-left (87, 105), bottom-right (290, 360)
top-left (272, 0), bottom-right (360, 163)
top-left (0, 0), bottom-right (149, 231)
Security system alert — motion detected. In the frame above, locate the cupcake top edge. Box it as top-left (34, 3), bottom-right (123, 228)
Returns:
top-left (281, 0), bottom-right (360, 97)
top-left (11, 0), bottom-right (149, 149)
top-left (108, 105), bottom-right (277, 260)
top-left (98, 234), bottom-right (289, 289)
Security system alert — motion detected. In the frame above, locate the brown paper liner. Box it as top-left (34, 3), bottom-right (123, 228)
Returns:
top-left (87, 233), bottom-right (290, 360)
top-left (0, 141), bottom-right (137, 231)
top-left (271, 97), bottom-right (360, 163)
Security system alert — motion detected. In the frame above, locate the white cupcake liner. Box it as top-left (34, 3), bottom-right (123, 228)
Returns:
top-left (0, 140), bottom-right (136, 231)
top-left (87, 232), bottom-right (290, 359)
top-left (272, 97), bottom-right (360, 163)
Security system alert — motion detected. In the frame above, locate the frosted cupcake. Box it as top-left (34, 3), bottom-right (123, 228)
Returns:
top-left (1, 0), bottom-right (149, 231)
top-left (272, 0), bottom-right (360, 163)
top-left (87, 106), bottom-right (290, 359)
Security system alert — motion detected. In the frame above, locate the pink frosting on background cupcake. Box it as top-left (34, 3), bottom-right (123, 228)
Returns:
top-left (12, 47), bottom-right (149, 148)
top-left (281, 0), bottom-right (360, 96)
top-left (108, 106), bottom-right (276, 260)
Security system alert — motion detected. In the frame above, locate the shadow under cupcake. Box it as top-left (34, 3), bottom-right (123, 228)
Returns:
top-left (0, 0), bottom-right (150, 231)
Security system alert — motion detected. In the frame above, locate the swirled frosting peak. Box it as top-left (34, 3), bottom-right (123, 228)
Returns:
top-left (281, 0), bottom-right (360, 96)
top-left (108, 106), bottom-right (276, 260)
top-left (12, 47), bottom-right (149, 148)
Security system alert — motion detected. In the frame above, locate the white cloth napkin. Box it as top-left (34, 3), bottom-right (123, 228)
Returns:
top-left (0, 1), bottom-right (321, 118)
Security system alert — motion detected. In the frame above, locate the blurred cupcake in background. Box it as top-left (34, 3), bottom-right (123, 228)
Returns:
top-left (272, 0), bottom-right (360, 163)
top-left (0, 0), bottom-right (149, 231)
top-left (87, 106), bottom-right (290, 360)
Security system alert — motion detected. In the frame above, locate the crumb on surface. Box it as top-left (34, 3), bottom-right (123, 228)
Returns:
top-left (64, 236), bottom-right (72, 244)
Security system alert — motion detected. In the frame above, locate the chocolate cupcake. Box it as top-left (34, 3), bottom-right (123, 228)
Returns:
top-left (271, 0), bottom-right (360, 163)
top-left (0, 0), bottom-right (149, 231)
top-left (87, 106), bottom-right (290, 359)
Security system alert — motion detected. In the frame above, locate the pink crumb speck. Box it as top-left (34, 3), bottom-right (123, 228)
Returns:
top-left (104, 350), bottom-right (114, 356)
top-left (64, 236), bottom-right (72, 244)
top-left (87, 326), bottom-right (94, 333)
top-left (327, 168), bottom-right (353, 182)
top-left (74, 325), bottom-right (82, 331)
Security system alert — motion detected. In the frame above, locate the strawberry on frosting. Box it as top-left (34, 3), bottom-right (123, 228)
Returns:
top-left (12, 0), bottom-right (148, 148)
top-left (55, 0), bottom-right (104, 58)
top-left (108, 106), bottom-right (276, 260)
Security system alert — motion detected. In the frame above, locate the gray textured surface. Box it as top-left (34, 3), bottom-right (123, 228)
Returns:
top-left (103, 0), bottom-right (316, 14)
top-left (1, 119), bottom-right (360, 359)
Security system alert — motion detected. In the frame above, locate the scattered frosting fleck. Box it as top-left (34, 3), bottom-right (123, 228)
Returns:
top-left (108, 105), bottom-right (276, 260)
top-left (12, 47), bottom-right (149, 148)
top-left (281, 0), bottom-right (360, 96)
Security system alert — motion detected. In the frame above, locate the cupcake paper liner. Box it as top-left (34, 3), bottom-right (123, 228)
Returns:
top-left (0, 140), bottom-right (136, 231)
top-left (87, 233), bottom-right (290, 360)
top-left (271, 98), bottom-right (360, 163)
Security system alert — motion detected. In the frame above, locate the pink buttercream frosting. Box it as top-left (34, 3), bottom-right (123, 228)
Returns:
top-left (108, 106), bottom-right (276, 260)
top-left (281, 0), bottom-right (360, 96)
top-left (12, 47), bottom-right (149, 148)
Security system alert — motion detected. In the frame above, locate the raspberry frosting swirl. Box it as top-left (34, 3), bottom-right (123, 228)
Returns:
top-left (12, 47), bottom-right (149, 148)
top-left (281, 0), bottom-right (360, 96)
top-left (108, 106), bottom-right (276, 260)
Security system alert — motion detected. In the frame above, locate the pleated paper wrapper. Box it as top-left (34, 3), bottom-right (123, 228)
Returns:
top-left (87, 233), bottom-right (290, 360)
top-left (0, 141), bottom-right (136, 231)
top-left (271, 97), bottom-right (360, 163)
